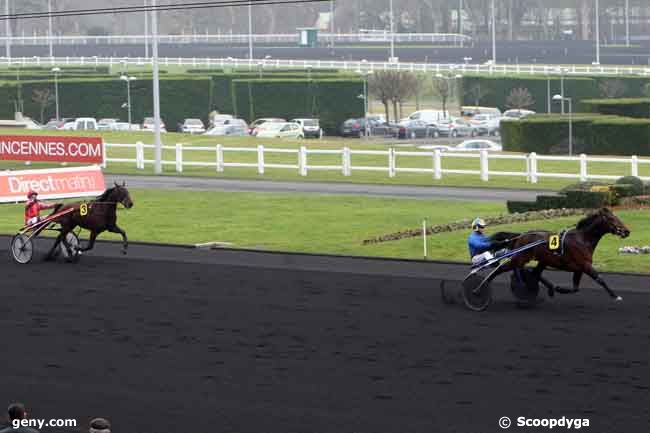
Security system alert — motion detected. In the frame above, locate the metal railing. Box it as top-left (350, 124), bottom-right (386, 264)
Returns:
top-left (103, 143), bottom-right (650, 183)
top-left (1, 56), bottom-right (650, 77)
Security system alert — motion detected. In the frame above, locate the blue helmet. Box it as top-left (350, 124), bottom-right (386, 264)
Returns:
top-left (472, 217), bottom-right (486, 231)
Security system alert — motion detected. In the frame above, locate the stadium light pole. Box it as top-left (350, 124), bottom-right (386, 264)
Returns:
top-left (389, 0), bottom-right (395, 61)
top-left (595, 0), bottom-right (600, 65)
top-left (151, 0), bottom-right (163, 174)
top-left (553, 95), bottom-right (573, 156)
top-left (491, 0), bottom-right (496, 64)
top-left (248, 1), bottom-right (253, 60)
top-left (356, 69), bottom-right (373, 138)
top-left (458, 0), bottom-right (463, 34)
top-left (5, 0), bottom-right (11, 59)
top-left (48, 0), bottom-right (53, 57)
top-left (120, 75), bottom-right (137, 130)
top-left (51, 67), bottom-right (61, 121)
top-left (625, 0), bottom-right (630, 47)
top-left (144, 0), bottom-right (149, 58)
top-left (330, 0), bottom-right (334, 50)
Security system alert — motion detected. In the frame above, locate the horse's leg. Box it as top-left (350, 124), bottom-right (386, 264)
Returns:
top-left (108, 224), bottom-right (128, 254)
top-left (585, 266), bottom-right (622, 302)
top-left (45, 232), bottom-right (64, 261)
top-left (572, 272), bottom-right (583, 292)
top-left (79, 231), bottom-right (98, 252)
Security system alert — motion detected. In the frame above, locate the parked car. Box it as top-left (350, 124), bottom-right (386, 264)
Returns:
top-left (470, 113), bottom-right (501, 136)
top-left (98, 118), bottom-right (119, 131)
top-left (204, 118), bottom-right (248, 136)
top-left (460, 106), bottom-right (502, 119)
top-left (142, 117), bottom-right (167, 132)
top-left (44, 118), bottom-right (74, 130)
top-left (454, 139), bottom-right (502, 152)
top-left (181, 118), bottom-right (206, 134)
top-left (255, 122), bottom-right (303, 139)
top-left (502, 109), bottom-right (536, 120)
top-left (291, 118), bottom-right (323, 139)
top-left (209, 113), bottom-right (234, 127)
top-left (406, 110), bottom-right (449, 124)
top-left (113, 122), bottom-right (134, 131)
top-left (397, 120), bottom-right (439, 139)
top-left (436, 118), bottom-right (476, 137)
top-left (417, 144), bottom-right (453, 151)
top-left (64, 117), bottom-right (97, 131)
top-left (340, 118), bottom-right (366, 137)
top-left (248, 117), bottom-right (286, 135)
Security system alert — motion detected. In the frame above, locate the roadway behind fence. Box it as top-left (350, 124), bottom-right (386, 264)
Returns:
top-left (103, 142), bottom-right (650, 183)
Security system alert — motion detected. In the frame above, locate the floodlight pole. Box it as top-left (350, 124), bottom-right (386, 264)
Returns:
top-left (152, 0), bottom-right (162, 174)
top-left (330, 0), bottom-right (335, 50)
top-left (5, 0), bottom-right (11, 59)
top-left (491, 0), bottom-right (496, 64)
top-left (144, 0), bottom-right (149, 58)
top-left (48, 0), bottom-right (53, 57)
top-left (248, 1), bottom-right (253, 60)
top-left (389, 0), bottom-right (395, 60)
top-left (595, 0), bottom-right (600, 65)
top-left (625, 0), bottom-right (630, 47)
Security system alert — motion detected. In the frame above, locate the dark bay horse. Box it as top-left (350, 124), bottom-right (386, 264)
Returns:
top-left (493, 208), bottom-right (630, 302)
top-left (45, 183), bottom-right (134, 260)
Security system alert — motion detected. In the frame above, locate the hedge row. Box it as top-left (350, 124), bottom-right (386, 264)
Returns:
top-left (580, 98), bottom-right (650, 119)
top-left (0, 77), bottom-right (212, 130)
top-left (500, 114), bottom-right (650, 155)
top-left (461, 74), bottom-right (650, 113)
top-left (507, 190), bottom-right (611, 213)
top-left (230, 79), bottom-right (364, 134)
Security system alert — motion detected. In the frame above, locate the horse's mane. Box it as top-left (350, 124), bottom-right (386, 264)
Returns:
top-left (576, 209), bottom-right (603, 231)
top-left (95, 186), bottom-right (115, 202)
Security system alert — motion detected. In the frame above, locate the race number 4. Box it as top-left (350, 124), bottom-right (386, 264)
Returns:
top-left (80, 203), bottom-right (88, 217)
top-left (549, 235), bottom-right (560, 250)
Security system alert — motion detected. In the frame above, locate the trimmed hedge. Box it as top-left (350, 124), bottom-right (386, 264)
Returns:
top-left (0, 77), bottom-right (212, 131)
top-left (230, 79), bottom-right (364, 134)
top-left (580, 98), bottom-right (650, 119)
top-left (616, 176), bottom-right (645, 196)
top-left (501, 114), bottom-right (650, 155)
top-left (507, 190), bottom-right (611, 213)
top-left (461, 74), bottom-right (650, 113)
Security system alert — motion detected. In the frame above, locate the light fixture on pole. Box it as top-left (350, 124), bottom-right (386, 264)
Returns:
top-left (151, 0), bottom-right (162, 174)
top-left (625, 0), bottom-right (630, 47)
top-left (120, 75), bottom-right (137, 130)
top-left (330, 0), bottom-right (335, 51)
top-left (491, 0), bottom-right (496, 64)
top-left (356, 69), bottom-right (373, 138)
top-left (144, 0), bottom-right (149, 58)
top-left (51, 67), bottom-right (61, 121)
top-left (552, 94), bottom-right (573, 156)
top-left (595, 0), bottom-right (600, 65)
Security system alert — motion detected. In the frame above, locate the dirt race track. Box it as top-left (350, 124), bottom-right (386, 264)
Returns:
top-left (0, 238), bottom-right (648, 433)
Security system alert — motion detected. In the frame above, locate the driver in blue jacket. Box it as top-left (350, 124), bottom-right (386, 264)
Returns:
top-left (468, 217), bottom-right (507, 266)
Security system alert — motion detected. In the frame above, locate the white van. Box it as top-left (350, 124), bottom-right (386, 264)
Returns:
top-left (72, 117), bottom-right (98, 131)
top-left (407, 110), bottom-right (449, 125)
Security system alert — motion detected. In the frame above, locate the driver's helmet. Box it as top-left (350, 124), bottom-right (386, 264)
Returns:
top-left (27, 190), bottom-right (38, 199)
top-left (472, 217), bottom-right (486, 231)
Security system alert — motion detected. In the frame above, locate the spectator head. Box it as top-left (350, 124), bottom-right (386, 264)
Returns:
top-left (7, 403), bottom-right (27, 421)
top-left (89, 418), bottom-right (111, 433)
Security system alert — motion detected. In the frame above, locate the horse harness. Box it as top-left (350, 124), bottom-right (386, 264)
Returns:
top-left (549, 228), bottom-right (571, 257)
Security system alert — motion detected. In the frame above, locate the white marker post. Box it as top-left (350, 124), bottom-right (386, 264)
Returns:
top-left (422, 219), bottom-right (428, 259)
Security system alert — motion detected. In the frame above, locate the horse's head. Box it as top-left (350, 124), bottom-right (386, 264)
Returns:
top-left (594, 208), bottom-right (630, 238)
top-left (110, 182), bottom-right (134, 209)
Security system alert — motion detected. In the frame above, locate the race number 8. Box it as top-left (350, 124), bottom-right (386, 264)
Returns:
top-left (549, 235), bottom-right (560, 250)
top-left (80, 203), bottom-right (88, 217)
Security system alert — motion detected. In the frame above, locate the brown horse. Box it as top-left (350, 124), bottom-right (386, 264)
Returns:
top-left (45, 182), bottom-right (134, 260)
top-left (493, 208), bottom-right (630, 302)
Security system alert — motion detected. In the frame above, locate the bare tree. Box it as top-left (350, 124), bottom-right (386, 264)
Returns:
top-left (32, 88), bottom-right (55, 124)
top-left (506, 87), bottom-right (535, 110)
top-left (369, 71), bottom-right (396, 123)
top-left (466, 82), bottom-right (491, 106)
top-left (643, 83), bottom-right (650, 98)
top-left (599, 79), bottom-right (628, 98)
top-left (393, 72), bottom-right (418, 120)
top-left (432, 76), bottom-right (457, 115)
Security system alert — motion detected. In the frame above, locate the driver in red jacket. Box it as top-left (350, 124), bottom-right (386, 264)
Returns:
top-left (24, 190), bottom-right (56, 226)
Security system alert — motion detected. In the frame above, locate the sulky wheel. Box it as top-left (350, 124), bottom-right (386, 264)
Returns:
top-left (11, 234), bottom-right (34, 264)
top-left (60, 232), bottom-right (81, 263)
top-left (462, 272), bottom-right (493, 312)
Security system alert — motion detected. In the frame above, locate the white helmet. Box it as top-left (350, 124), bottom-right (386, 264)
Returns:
top-left (472, 217), bottom-right (486, 231)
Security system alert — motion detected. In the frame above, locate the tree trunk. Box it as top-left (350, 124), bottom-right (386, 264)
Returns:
top-left (383, 101), bottom-right (390, 123)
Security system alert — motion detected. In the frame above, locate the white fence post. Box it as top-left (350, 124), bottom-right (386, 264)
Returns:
top-left (388, 148), bottom-right (396, 178)
top-left (299, 146), bottom-right (307, 176)
top-left (175, 143), bottom-right (183, 173)
top-left (433, 149), bottom-right (442, 180)
top-left (342, 147), bottom-right (351, 176)
top-left (216, 144), bottom-right (224, 172)
top-left (136, 141), bottom-right (144, 169)
top-left (257, 145), bottom-right (265, 175)
top-left (529, 152), bottom-right (538, 184)
top-left (480, 150), bottom-right (489, 182)
top-left (580, 153), bottom-right (588, 181)
top-left (631, 155), bottom-right (639, 177)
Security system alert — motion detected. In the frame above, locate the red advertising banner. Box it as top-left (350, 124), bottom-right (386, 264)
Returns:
top-left (0, 135), bottom-right (104, 164)
top-left (0, 166), bottom-right (105, 203)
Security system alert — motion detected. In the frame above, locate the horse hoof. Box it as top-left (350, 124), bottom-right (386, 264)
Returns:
top-left (121, 249), bottom-right (128, 255)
